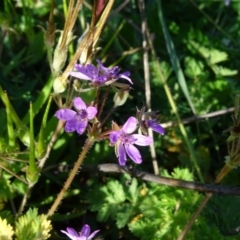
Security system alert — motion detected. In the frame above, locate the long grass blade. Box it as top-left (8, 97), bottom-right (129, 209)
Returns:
top-left (157, 0), bottom-right (196, 114)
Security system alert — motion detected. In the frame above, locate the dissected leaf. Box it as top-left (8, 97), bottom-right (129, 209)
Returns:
top-left (15, 208), bottom-right (52, 240)
top-left (0, 217), bottom-right (13, 240)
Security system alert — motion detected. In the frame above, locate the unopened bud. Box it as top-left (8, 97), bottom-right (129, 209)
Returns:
top-left (113, 90), bottom-right (129, 107)
top-left (52, 31), bottom-right (75, 73)
top-left (52, 47), bottom-right (67, 73)
top-left (53, 76), bottom-right (68, 93)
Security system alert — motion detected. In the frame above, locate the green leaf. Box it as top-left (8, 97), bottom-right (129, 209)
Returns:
top-left (213, 65), bottom-right (237, 77)
top-left (97, 204), bottom-right (118, 222)
top-left (15, 208), bottom-right (52, 240)
top-left (116, 204), bottom-right (133, 228)
top-left (126, 178), bottom-right (138, 203)
top-left (0, 217), bottom-right (13, 240)
top-left (104, 180), bottom-right (126, 203)
top-left (184, 57), bottom-right (205, 79)
top-left (189, 41), bottom-right (228, 65)
top-left (170, 167), bottom-right (195, 181)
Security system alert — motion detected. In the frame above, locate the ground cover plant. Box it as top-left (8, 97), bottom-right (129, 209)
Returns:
top-left (1, 0), bottom-right (240, 239)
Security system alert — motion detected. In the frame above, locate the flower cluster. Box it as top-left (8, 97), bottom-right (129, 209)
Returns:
top-left (70, 59), bottom-right (132, 86)
top-left (55, 97), bottom-right (97, 134)
top-left (55, 60), bottom-right (165, 166)
top-left (61, 224), bottom-right (99, 240)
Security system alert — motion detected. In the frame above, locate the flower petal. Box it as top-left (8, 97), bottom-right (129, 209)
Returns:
top-left (65, 119), bottom-right (78, 132)
top-left (118, 72), bottom-right (133, 84)
top-left (61, 227), bottom-right (79, 240)
top-left (86, 64), bottom-right (99, 76)
top-left (70, 64), bottom-right (92, 80)
top-left (96, 59), bottom-right (109, 72)
top-left (109, 131), bottom-right (121, 144)
top-left (81, 224), bottom-right (90, 237)
top-left (70, 71), bottom-right (92, 80)
top-left (88, 230), bottom-right (100, 239)
top-left (73, 97), bottom-right (87, 111)
top-left (147, 120), bottom-right (164, 135)
top-left (75, 120), bottom-right (88, 134)
top-left (132, 134), bottom-right (153, 146)
top-left (122, 117), bottom-right (137, 134)
top-left (87, 106), bottom-right (97, 119)
top-left (125, 144), bottom-right (142, 164)
top-left (118, 143), bottom-right (127, 165)
top-left (55, 109), bottom-right (76, 121)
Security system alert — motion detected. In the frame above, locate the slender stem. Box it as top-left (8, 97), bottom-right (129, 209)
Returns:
top-left (99, 107), bottom-right (115, 129)
top-left (16, 186), bottom-right (32, 219)
top-left (0, 163), bottom-right (28, 184)
top-left (234, 94), bottom-right (240, 119)
top-left (147, 35), bottom-right (203, 182)
top-left (38, 120), bottom-right (65, 169)
top-left (177, 164), bottom-right (232, 239)
top-left (97, 86), bottom-right (110, 120)
top-left (177, 193), bottom-right (213, 240)
top-left (47, 139), bottom-right (94, 217)
top-left (138, 0), bottom-right (158, 175)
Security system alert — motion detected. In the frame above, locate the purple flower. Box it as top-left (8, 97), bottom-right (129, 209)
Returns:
top-left (136, 107), bottom-right (164, 136)
top-left (70, 60), bottom-right (132, 85)
top-left (146, 120), bottom-right (164, 135)
top-left (225, 0), bottom-right (230, 6)
top-left (109, 117), bottom-right (153, 165)
top-left (55, 97), bottom-right (97, 134)
top-left (61, 224), bottom-right (100, 240)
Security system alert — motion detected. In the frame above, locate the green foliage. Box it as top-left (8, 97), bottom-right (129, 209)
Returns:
top-left (15, 208), bottom-right (52, 240)
top-left (1, 0), bottom-right (240, 239)
top-left (0, 217), bottom-right (14, 240)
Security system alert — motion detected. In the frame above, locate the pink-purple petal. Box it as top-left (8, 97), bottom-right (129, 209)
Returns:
top-left (75, 120), bottom-right (88, 134)
top-left (61, 227), bottom-right (79, 240)
top-left (125, 144), bottom-right (142, 164)
top-left (118, 73), bottom-right (133, 84)
top-left (118, 143), bottom-right (127, 166)
top-left (96, 59), bottom-right (109, 71)
top-left (81, 224), bottom-right (90, 237)
top-left (70, 71), bottom-right (92, 80)
top-left (147, 120), bottom-right (164, 135)
top-left (73, 97), bottom-right (87, 111)
top-left (122, 117), bottom-right (137, 134)
top-left (132, 134), bottom-right (153, 146)
top-left (87, 106), bottom-right (97, 119)
top-left (88, 230), bottom-right (100, 239)
top-left (109, 131), bottom-right (121, 144)
top-left (65, 118), bottom-right (78, 132)
top-left (55, 109), bottom-right (76, 121)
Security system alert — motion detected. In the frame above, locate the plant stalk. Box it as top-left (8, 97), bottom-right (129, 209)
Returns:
top-left (47, 139), bottom-right (94, 217)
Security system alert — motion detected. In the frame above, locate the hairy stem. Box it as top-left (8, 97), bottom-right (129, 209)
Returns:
top-left (47, 139), bottom-right (94, 217)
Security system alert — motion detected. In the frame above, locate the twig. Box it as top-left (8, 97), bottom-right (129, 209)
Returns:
top-left (138, 0), bottom-right (159, 175)
top-left (161, 107), bottom-right (234, 128)
top-left (16, 186), bottom-right (32, 219)
top-left (48, 163), bottom-right (240, 196)
top-left (177, 193), bottom-right (212, 240)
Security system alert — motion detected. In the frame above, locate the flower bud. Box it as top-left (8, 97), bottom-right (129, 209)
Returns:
top-left (52, 47), bottom-right (67, 74)
top-left (52, 31), bottom-right (75, 74)
top-left (113, 89), bottom-right (129, 107)
top-left (53, 76), bottom-right (68, 93)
